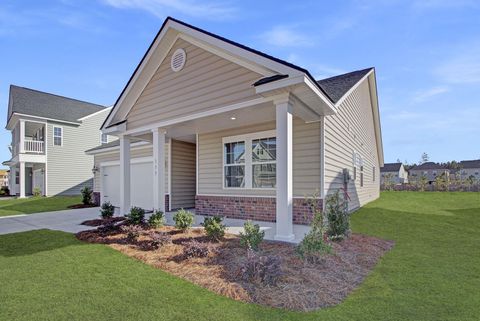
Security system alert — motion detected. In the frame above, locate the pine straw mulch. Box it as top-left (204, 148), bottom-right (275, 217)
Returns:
top-left (76, 225), bottom-right (394, 311)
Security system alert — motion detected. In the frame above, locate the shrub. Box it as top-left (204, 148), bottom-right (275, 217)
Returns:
top-left (201, 216), bottom-right (226, 241)
top-left (173, 209), bottom-right (194, 231)
top-left (100, 201), bottom-right (115, 219)
top-left (239, 220), bottom-right (264, 251)
top-left (325, 190), bottom-right (350, 240)
top-left (121, 225), bottom-right (142, 243)
top-left (240, 249), bottom-right (282, 285)
top-left (182, 240), bottom-right (210, 259)
top-left (32, 187), bottom-right (42, 197)
top-left (296, 192), bottom-right (332, 263)
top-left (0, 186), bottom-right (9, 196)
top-left (147, 231), bottom-right (172, 250)
top-left (148, 210), bottom-right (165, 228)
top-left (81, 186), bottom-right (93, 205)
top-left (126, 207), bottom-right (145, 225)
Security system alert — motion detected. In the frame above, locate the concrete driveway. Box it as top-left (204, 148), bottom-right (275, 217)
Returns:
top-left (0, 207), bottom-right (100, 235)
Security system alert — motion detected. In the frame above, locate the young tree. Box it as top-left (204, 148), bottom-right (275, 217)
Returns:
top-left (420, 152), bottom-right (429, 164)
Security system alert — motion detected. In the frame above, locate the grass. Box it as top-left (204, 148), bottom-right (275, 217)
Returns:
top-left (0, 192), bottom-right (478, 320)
top-left (0, 196), bottom-right (82, 217)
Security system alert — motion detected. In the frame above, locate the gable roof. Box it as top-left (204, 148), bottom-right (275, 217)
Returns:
top-left (8, 85), bottom-right (106, 125)
top-left (380, 162), bottom-right (402, 172)
top-left (459, 159), bottom-right (480, 169)
top-left (411, 162), bottom-right (447, 171)
top-left (317, 68), bottom-right (374, 104)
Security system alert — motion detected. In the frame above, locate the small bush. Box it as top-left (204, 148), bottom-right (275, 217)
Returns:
top-left (32, 187), bottom-right (42, 197)
top-left (147, 231), bottom-right (172, 250)
top-left (81, 186), bottom-right (93, 205)
top-left (100, 201), bottom-right (115, 219)
top-left (240, 249), bottom-right (282, 285)
top-left (121, 225), bottom-right (143, 243)
top-left (296, 192), bottom-right (332, 263)
top-left (325, 190), bottom-right (350, 240)
top-left (0, 186), bottom-right (9, 196)
top-left (173, 209), bottom-right (194, 231)
top-left (126, 206), bottom-right (145, 225)
top-left (148, 210), bottom-right (165, 228)
top-left (239, 220), bottom-right (265, 251)
top-left (183, 240), bottom-right (210, 259)
top-left (201, 216), bottom-right (226, 241)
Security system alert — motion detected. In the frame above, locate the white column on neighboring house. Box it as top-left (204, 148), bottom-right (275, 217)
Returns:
top-left (274, 95), bottom-right (294, 242)
top-left (19, 120), bottom-right (25, 153)
top-left (119, 136), bottom-right (131, 215)
top-left (19, 161), bottom-right (26, 198)
top-left (152, 128), bottom-right (166, 212)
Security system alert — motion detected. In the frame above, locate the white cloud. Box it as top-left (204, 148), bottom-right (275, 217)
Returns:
top-left (411, 0), bottom-right (478, 10)
top-left (435, 48), bottom-right (480, 84)
top-left (101, 0), bottom-right (236, 20)
top-left (259, 26), bottom-right (313, 47)
top-left (412, 86), bottom-right (450, 102)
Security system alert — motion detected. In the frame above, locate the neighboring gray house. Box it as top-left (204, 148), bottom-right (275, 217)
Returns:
top-left (451, 160), bottom-right (480, 181)
top-left (3, 85), bottom-right (112, 197)
top-left (409, 162), bottom-right (449, 184)
top-left (380, 162), bottom-right (408, 184)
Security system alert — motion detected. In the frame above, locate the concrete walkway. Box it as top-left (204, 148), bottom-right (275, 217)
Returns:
top-left (0, 207), bottom-right (100, 235)
top-left (0, 207), bottom-right (310, 243)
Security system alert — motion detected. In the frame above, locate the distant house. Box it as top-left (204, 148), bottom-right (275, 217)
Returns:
top-left (380, 162), bottom-right (408, 184)
top-left (451, 160), bottom-right (480, 181)
top-left (0, 169), bottom-right (9, 187)
top-left (2, 85), bottom-right (112, 197)
top-left (409, 162), bottom-right (449, 184)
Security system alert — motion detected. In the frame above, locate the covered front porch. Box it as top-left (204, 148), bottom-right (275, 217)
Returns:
top-left (107, 92), bottom-right (326, 242)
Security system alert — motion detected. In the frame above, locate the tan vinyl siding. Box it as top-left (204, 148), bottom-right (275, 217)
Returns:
top-left (126, 38), bottom-right (262, 130)
top-left (92, 144), bottom-right (169, 194)
top-left (170, 140), bottom-right (196, 209)
top-left (324, 80), bottom-right (380, 210)
top-left (197, 118), bottom-right (321, 197)
top-left (46, 110), bottom-right (110, 196)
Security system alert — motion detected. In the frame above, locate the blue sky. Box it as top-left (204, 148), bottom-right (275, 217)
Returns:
top-left (1, 0), bottom-right (479, 167)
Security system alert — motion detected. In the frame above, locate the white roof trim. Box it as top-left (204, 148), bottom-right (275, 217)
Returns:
top-left (77, 106), bottom-right (112, 121)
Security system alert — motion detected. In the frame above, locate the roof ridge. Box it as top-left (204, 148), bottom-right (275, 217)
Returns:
top-left (10, 84), bottom-right (106, 109)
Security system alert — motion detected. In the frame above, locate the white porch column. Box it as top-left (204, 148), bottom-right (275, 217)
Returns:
top-left (274, 95), bottom-right (294, 242)
top-left (19, 120), bottom-right (25, 153)
top-left (119, 136), bottom-right (131, 215)
top-left (19, 161), bottom-right (26, 198)
top-left (152, 128), bottom-right (166, 212)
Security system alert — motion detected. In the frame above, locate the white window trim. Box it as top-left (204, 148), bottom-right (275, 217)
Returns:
top-left (222, 130), bottom-right (276, 190)
top-left (53, 126), bottom-right (63, 147)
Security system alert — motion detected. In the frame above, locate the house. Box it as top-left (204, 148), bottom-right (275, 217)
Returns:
top-left (452, 160), bottom-right (480, 181)
top-left (2, 85), bottom-right (112, 197)
top-left (0, 169), bottom-right (9, 187)
top-left (86, 17), bottom-right (383, 241)
top-left (409, 162), bottom-right (449, 184)
top-left (380, 162), bottom-right (408, 185)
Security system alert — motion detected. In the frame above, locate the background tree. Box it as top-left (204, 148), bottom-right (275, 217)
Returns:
top-left (420, 152), bottom-right (429, 164)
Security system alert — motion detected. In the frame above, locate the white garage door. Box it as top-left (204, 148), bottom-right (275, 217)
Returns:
top-left (102, 161), bottom-right (153, 210)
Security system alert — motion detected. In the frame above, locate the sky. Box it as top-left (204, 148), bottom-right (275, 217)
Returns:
top-left (1, 0), bottom-right (479, 167)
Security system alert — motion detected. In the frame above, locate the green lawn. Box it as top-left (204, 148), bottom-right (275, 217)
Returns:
top-left (0, 192), bottom-right (479, 321)
top-left (0, 196), bottom-right (82, 217)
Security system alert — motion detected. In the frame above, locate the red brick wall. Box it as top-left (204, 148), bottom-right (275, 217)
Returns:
top-left (195, 195), bottom-right (322, 225)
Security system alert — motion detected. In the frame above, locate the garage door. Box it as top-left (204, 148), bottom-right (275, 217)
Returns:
top-left (102, 161), bottom-right (153, 210)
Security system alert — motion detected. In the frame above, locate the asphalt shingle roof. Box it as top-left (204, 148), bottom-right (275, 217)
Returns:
top-left (8, 85), bottom-right (106, 124)
top-left (85, 138), bottom-right (144, 153)
top-left (459, 159), bottom-right (480, 169)
top-left (380, 163), bottom-right (402, 172)
top-left (410, 162), bottom-right (447, 170)
top-left (316, 68), bottom-right (373, 104)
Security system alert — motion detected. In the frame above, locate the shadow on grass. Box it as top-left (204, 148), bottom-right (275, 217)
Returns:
top-left (0, 229), bottom-right (87, 258)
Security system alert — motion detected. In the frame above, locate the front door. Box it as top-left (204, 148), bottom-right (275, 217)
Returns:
top-left (33, 169), bottom-right (44, 195)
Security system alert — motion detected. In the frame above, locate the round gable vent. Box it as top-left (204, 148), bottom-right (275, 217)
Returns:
top-left (171, 48), bottom-right (186, 72)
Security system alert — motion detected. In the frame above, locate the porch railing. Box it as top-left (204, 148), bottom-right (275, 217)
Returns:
top-left (24, 139), bottom-right (44, 153)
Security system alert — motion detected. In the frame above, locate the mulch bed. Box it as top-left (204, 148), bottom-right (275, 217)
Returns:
top-left (68, 204), bottom-right (98, 209)
top-left (80, 217), bottom-right (125, 227)
top-left (76, 225), bottom-right (394, 311)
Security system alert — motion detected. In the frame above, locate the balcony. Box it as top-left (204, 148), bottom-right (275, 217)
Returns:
top-left (23, 139), bottom-right (44, 153)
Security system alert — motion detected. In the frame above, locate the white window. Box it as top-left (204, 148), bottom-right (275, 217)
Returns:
top-left (223, 130), bottom-right (276, 189)
top-left (101, 133), bottom-right (108, 144)
top-left (352, 151), bottom-right (362, 181)
top-left (53, 126), bottom-right (62, 146)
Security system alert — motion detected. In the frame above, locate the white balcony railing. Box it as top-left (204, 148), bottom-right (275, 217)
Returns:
top-left (24, 139), bottom-right (44, 153)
